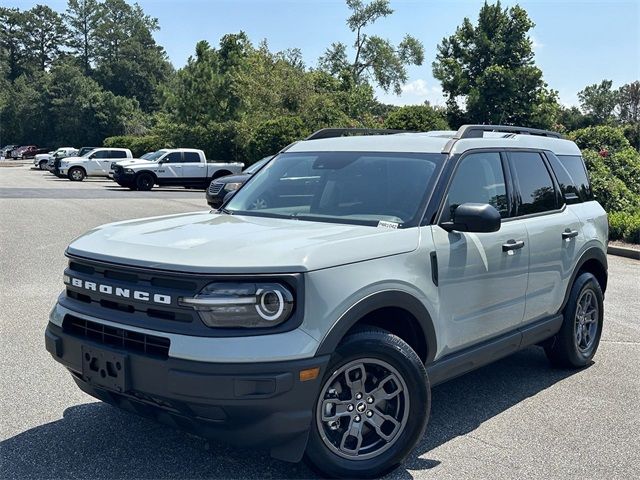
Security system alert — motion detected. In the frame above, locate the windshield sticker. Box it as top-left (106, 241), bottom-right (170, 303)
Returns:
top-left (377, 220), bottom-right (399, 229)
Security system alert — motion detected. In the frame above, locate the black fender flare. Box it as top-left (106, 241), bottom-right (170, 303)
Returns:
top-left (315, 290), bottom-right (437, 364)
top-left (559, 246), bottom-right (608, 312)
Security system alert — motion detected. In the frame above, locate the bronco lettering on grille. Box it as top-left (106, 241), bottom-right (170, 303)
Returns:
top-left (66, 276), bottom-right (171, 305)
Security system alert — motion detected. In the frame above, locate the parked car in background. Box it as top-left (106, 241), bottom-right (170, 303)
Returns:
top-left (34, 147), bottom-right (77, 170)
top-left (11, 145), bottom-right (38, 159)
top-left (108, 151), bottom-right (157, 178)
top-left (51, 147), bottom-right (99, 176)
top-left (206, 156), bottom-right (272, 208)
top-left (1, 145), bottom-right (18, 158)
top-left (59, 148), bottom-right (133, 181)
top-left (111, 148), bottom-right (243, 191)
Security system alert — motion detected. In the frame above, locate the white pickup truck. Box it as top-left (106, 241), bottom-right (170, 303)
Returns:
top-left (59, 148), bottom-right (133, 181)
top-left (110, 148), bottom-right (244, 191)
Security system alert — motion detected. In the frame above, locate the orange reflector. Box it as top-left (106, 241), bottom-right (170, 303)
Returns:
top-left (299, 367), bottom-right (320, 382)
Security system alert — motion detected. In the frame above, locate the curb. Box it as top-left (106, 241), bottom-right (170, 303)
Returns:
top-left (607, 245), bottom-right (640, 260)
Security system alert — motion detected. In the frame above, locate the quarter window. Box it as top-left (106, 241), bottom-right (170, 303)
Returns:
top-left (109, 150), bottom-right (127, 159)
top-left (557, 155), bottom-right (593, 201)
top-left (441, 152), bottom-right (509, 222)
top-left (509, 152), bottom-right (557, 215)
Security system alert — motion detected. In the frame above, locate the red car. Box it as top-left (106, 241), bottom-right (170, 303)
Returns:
top-left (11, 145), bottom-right (42, 159)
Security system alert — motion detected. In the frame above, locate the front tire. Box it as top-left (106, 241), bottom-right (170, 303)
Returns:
top-left (545, 272), bottom-right (604, 368)
top-left (305, 328), bottom-right (430, 479)
top-left (39, 160), bottom-right (48, 170)
top-left (135, 173), bottom-right (154, 191)
top-left (68, 167), bottom-right (85, 181)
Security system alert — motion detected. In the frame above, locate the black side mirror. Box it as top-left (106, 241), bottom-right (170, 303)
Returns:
top-left (441, 203), bottom-right (501, 233)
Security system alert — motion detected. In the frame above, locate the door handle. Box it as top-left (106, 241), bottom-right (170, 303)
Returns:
top-left (502, 240), bottom-right (525, 252)
top-left (562, 229), bottom-right (579, 240)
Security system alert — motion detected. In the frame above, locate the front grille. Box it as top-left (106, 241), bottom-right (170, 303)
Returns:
top-left (63, 315), bottom-right (170, 358)
top-left (209, 182), bottom-right (224, 195)
top-left (65, 259), bottom-right (198, 324)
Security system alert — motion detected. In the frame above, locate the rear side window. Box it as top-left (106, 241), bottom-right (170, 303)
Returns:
top-left (557, 155), bottom-right (593, 201)
top-left (441, 152), bottom-right (509, 222)
top-left (509, 152), bottom-right (558, 216)
top-left (183, 152), bottom-right (200, 163)
top-left (109, 150), bottom-right (128, 159)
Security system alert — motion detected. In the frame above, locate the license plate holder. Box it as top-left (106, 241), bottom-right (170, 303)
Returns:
top-left (81, 345), bottom-right (129, 393)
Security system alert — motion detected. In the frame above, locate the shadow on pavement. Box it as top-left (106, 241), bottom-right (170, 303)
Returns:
top-left (0, 347), bottom-right (578, 479)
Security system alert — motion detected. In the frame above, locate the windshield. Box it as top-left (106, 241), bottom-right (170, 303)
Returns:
top-left (244, 156), bottom-right (271, 174)
top-left (144, 150), bottom-right (168, 161)
top-left (225, 151), bottom-right (444, 226)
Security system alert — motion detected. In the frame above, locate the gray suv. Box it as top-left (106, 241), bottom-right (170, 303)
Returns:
top-left (45, 125), bottom-right (608, 478)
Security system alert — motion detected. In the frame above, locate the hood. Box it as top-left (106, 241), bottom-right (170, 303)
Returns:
top-left (67, 212), bottom-right (420, 273)
top-left (61, 155), bottom-right (85, 163)
top-left (212, 173), bottom-right (251, 185)
top-left (116, 158), bottom-right (154, 167)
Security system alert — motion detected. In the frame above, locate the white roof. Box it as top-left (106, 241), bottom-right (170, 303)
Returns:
top-left (289, 131), bottom-right (581, 156)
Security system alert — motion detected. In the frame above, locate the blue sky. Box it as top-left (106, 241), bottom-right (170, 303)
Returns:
top-left (8, 0), bottom-right (640, 106)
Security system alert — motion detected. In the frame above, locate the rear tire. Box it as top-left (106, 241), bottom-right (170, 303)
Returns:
top-left (68, 167), bottom-right (85, 181)
top-left (135, 173), bottom-right (154, 191)
top-left (545, 272), bottom-right (604, 368)
top-left (304, 328), bottom-right (430, 479)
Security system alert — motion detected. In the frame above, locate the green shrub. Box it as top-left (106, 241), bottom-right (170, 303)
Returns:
top-left (609, 211), bottom-right (640, 244)
top-left (383, 105), bottom-right (449, 132)
top-left (583, 150), bottom-right (640, 214)
top-left (103, 135), bottom-right (166, 157)
top-left (623, 123), bottom-right (640, 150)
top-left (570, 125), bottom-right (630, 154)
top-left (248, 116), bottom-right (308, 161)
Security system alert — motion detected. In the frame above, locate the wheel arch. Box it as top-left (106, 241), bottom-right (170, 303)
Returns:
top-left (559, 246), bottom-right (608, 312)
top-left (315, 290), bottom-right (437, 365)
top-left (69, 164), bottom-right (86, 175)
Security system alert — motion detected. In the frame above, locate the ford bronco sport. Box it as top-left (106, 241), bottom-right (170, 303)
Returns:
top-left (45, 125), bottom-right (608, 478)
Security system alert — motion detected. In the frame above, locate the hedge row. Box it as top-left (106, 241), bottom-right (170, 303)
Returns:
top-left (609, 211), bottom-right (640, 244)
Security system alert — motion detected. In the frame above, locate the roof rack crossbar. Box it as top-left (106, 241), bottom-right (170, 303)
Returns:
top-left (441, 124), bottom-right (563, 154)
top-left (305, 128), bottom-right (409, 141)
top-left (457, 124), bottom-right (562, 139)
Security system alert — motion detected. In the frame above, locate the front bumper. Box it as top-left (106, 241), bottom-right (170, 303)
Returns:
top-left (113, 171), bottom-right (135, 187)
top-left (45, 322), bottom-right (329, 462)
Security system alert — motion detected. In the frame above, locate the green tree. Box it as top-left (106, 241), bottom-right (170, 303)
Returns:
top-left (617, 81), bottom-right (639, 123)
top-left (23, 5), bottom-right (67, 71)
top-left (64, 0), bottom-right (102, 74)
top-left (0, 7), bottom-right (27, 80)
top-left (578, 80), bottom-right (618, 124)
top-left (383, 105), bottom-right (449, 131)
top-left (94, 0), bottom-right (172, 111)
top-left (319, 0), bottom-right (424, 94)
top-left (432, 1), bottom-right (558, 128)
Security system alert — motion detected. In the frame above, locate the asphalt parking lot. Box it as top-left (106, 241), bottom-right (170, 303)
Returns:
top-left (1, 165), bottom-right (639, 479)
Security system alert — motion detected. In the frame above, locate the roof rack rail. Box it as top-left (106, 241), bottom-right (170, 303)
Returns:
top-left (442, 124), bottom-right (563, 153)
top-left (305, 128), bottom-right (409, 141)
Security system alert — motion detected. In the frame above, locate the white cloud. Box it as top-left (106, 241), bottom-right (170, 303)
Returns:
top-left (376, 79), bottom-right (445, 106)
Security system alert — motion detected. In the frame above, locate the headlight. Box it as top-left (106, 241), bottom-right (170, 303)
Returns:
top-left (124, 168), bottom-right (134, 174)
top-left (223, 182), bottom-right (243, 192)
top-left (179, 282), bottom-right (294, 328)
